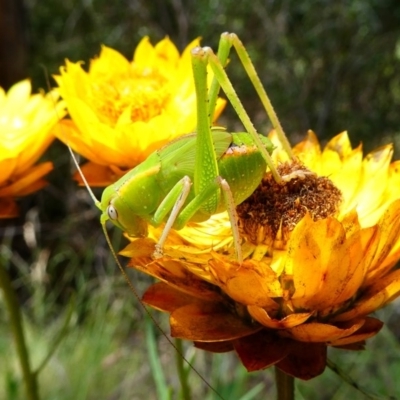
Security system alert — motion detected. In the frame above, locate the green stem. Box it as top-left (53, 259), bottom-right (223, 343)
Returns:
top-left (0, 263), bottom-right (40, 400)
top-left (174, 338), bottom-right (192, 400)
top-left (275, 367), bottom-right (294, 400)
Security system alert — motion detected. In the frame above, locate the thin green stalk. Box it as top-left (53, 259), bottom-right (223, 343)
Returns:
top-left (35, 295), bottom-right (75, 375)
top-left (174, 338), bottom-right (192, 400)
top-left (0, 263), bottom-right (40, 400)
top-left (275, 367), bottom-right (294, 400)
top-left (145, 314), bottom-right (169, 400)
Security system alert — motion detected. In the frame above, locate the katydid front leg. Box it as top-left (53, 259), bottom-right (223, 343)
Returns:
top-left (153, 174), bottom-right (242, 263)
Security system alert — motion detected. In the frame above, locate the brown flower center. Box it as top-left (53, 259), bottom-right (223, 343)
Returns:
top-left (89, 68), bottom-right (170, 126)
top-left (237, 159), bottom-right (342, 245)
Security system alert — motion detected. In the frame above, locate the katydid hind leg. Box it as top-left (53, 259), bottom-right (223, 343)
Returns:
top-left (216, 176), bottom-right (243, 263)
top-left (225, 32), bottom-right (293, 158)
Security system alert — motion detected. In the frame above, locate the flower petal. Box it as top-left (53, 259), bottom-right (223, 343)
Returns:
top-left (0, 162), bottom-right (53, 197)
top-left (247, 306), bottom-right (313, 329)
top-left (170, 303), bottom-right (262, 341)
top-left (234, 330), bottom-right (290, 371)
top-left (333, 269), bottom-right (400, 322)
top-left (276, 342), bottom-right (327, 380)
top-left (194, 341), bottom-right (234, 353)
top-left (330, 317), bottom-right (383, 346)
top-left (0, 197), bottom-right (19, 218)
top-left (142, 282), bottom-right (209, 313)
top-left (209, 255), bottom-right (282, 307)
top-left (279, 319), bottom-right (365, 343)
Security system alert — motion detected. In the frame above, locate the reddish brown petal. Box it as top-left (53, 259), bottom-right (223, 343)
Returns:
top-left (194, 341), bottom-right (234, 353)
top-left (277, 342), bottom-right (327, 380)
top-left (332, 341), bottom-right (366, 350)
top-left (142, 282), bottom-right (205, 313)
top-left (234, 330), bottom-right (290, 372)
top-left (329, 317), bottom-right (383, 346)
top-left (170, 303), bottom-right (262, 341)
top-left (0, 197), bottom-right (19, 218)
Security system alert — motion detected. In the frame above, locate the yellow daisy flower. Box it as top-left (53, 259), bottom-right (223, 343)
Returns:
top-left (54, 37), bottom-right (226, 186)
top-left (0, 80), bottom-right (65, 218)
top-left (122, 130), bottom-right (400, 380)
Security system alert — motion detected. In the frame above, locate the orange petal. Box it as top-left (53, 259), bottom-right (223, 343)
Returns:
top-left (364, 200), bottom-right (400, 282)
top-left (234, 330), bottom-right (290, 372)
top-left (0, 157), bottom-right (17, 183)
top-left (11, 179), bottom-right (49, 197)
top-left (329, 317), bottom-right (383, 346)
top-left (73, 162), bottom-right (123, 187)
top-left (247, 306), bottom-right (312, 329)
top-left (125, 246), bottom-right (224, 302)
top-left (123, 238), bottom-right (157, 266)
top-left (209, 255), bottom-right (282, 307)
top-left (0, 162), bottom-right (53, 197)
top-left (170, 303), bottom-right (262, 341)
top-left (277, 342), bottom-right (327, 380)
top-left (279, 319), bottom-right (365, 343)
top-left (289, 214), bottom-right (353, 309)
top-left (142, 282), bottom-right (207, 313)
top-left (333, 269), bottom-right (400, 322)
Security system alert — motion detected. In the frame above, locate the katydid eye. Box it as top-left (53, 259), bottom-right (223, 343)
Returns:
top-left (107, 205), bottom-right (118, 220)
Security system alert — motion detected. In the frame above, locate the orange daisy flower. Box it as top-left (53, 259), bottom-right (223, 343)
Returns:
top-left (121, 130), bottom-right (400, 380)
top-left (53, 37), bottom-right (226, 186)
top-left (0, 80), bottom-right (65, 218)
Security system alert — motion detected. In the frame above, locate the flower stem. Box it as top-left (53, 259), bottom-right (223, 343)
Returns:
top-left (275, 367), bottom-right (294, 400)
top-left (0, 263), bottom-right (39, 400)
top-left (175, 338), bottom-right (192, 400)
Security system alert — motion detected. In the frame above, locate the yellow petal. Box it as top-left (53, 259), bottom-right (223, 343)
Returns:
top-left (133, 36), bottom-right (155, 67)
top-left (90, 46), bottom-right (130, 77)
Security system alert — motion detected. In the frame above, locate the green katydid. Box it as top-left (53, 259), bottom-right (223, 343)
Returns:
top-left (79, 32), bottom-right (293, 264)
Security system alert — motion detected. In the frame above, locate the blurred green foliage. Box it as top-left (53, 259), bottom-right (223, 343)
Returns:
top-left (27, 0), bottom-right (400, 149)
top-left (1, 1), bottom-right (400, 398)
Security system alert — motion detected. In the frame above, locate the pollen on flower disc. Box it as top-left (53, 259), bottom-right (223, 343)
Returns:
top-left (237, 159), bottom-right (342, 245)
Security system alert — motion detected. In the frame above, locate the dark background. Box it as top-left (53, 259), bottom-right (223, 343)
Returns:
top-left (2, 0), bottom-right (400, 150)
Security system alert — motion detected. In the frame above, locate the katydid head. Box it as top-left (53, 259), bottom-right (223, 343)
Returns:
top-left (100, 184), bottom-right (148, 238)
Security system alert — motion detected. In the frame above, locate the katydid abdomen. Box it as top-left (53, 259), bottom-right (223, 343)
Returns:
top-left (100, 128), bottom-right (273, 239)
